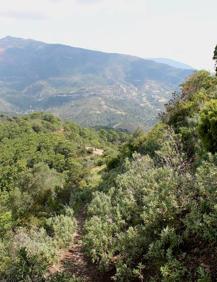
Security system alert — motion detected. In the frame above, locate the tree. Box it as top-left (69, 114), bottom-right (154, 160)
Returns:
top-left (213, 45), bottom-right (217, 75)
top-left (198, 99), bottom-right (217, 153)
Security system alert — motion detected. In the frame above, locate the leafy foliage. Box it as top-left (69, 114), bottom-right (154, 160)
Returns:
top-left (84, 70), bottom-right (217, 281)
top-left (198, 99), bottom-right (217, 153)
top-left (0, 112), bottom-right (125, 280)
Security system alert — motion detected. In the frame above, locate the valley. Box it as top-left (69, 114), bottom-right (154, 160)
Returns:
top-left (0, 36), bottom-right (193, 130)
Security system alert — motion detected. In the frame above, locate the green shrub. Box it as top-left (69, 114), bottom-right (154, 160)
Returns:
top-left (48, 272), bottom-right (83, 282)
top-left (84, 146), bottom-right (217, 280)
top-left (198, 99), bottom-right (217, 153)
top-left (46, 208), bottom-right (76, 248)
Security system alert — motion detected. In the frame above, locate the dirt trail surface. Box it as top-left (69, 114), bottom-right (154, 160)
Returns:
top-left (85, 147), bottom-right (104, 156)
top-left (48, 210), bottom-right (112, 282)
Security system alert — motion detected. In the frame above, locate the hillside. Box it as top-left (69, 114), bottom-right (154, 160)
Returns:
top-left (0, 112), bottom-right (129, 281)
top-left (83, 70), bottom-right (217, 281)
top-left (1, 67), bottom-right (217, 281)
top-left (0, 36), bottom-right (193, 130)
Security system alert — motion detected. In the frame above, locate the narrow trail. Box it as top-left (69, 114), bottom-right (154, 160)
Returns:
top-left (49, 210), bottom-right (112, 282)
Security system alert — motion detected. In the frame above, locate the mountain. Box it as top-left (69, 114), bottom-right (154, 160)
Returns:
top-left (0, 36), bottom-right (194, 130)
top-left (152, 58), bottom-right (194, 70)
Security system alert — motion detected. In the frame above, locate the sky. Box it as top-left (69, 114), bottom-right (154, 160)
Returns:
top-left (0, 0), bottom-right (216, 70)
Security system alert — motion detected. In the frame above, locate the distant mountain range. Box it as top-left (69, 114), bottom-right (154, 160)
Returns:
top-left (0, 36), bottom-right (194, 130)
top-left (152, 58), bottom-right (193, 70)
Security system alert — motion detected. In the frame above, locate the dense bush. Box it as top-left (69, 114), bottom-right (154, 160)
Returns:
top-left (84, 71), bottom-right (217, 281)
top-left (85, 151), bottom-right (217, 280)
top-left (46, 208), bottom-right (76, 248)
top-left (198, 99), bottom-right (217, 153)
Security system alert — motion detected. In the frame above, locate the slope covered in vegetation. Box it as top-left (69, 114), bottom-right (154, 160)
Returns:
top-left (0, 112), bottom-right (129, 281)
top-left (1, 67), bottom-right (217, 281)
top-left (84, 70), bottom-right (217, 281)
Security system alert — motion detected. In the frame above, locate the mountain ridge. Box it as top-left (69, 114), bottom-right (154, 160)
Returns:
top-left (0, 36), bottom-right (193, 68)
top-left (0, 36), bottom-right (194, 130)
top-left (152, 58), bottom-right (194, 70)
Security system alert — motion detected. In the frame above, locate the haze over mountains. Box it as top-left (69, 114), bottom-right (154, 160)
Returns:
top-left (152, 58), bottom-right (193, 70)
top-left (0, 36), bottom-right (194, 130)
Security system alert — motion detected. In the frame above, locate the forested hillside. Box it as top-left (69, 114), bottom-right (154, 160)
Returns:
top-left (1, 58), bottom-right (217, 281)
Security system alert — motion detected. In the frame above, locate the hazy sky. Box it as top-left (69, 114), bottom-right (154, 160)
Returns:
top-left (0, 0), bottom-right (216, 70)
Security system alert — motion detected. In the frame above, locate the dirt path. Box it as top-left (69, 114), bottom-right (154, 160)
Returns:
top-left (85, 147), bottom-right (104, 156)
top-left (48, 210), bottom-right (111, 282)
